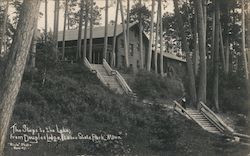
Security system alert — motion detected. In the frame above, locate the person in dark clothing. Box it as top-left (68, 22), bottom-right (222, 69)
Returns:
top-left (180, 97), bottom-right (186, 113)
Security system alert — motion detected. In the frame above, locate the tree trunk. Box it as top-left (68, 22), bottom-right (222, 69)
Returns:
top-left (30, 21), bottom-right (38, 69)
top-left (83, 0), bottom-right (89, 59)
top-left (103, 0), bottom-right (109, 60)
top-left (154, 1), bottom-right (160, 74)
top-left (173, 0), bottom-right (197, 105)
top-left (53, 0), bottom-right (60, 60)
top-left (111, 0), bottom-right (120, 67)
top-left (139, 0), bottom-right (144, 69)
top-left (203, 0), bottom-right (207, 43)
top-left (89, 0), bottom-right (94, 63)
top-left (225, 4), bottom-right (230, 75)
top-left (196, 0), bottom-right (207, 105)
top-left (219, 23), bottom-right (226, 71)
top-left (159, 0), bottom-right (163, 76)
top-left (120, 0), bottom-right (129, 67)
top-left (126, 0), bottom-right (130, 62)
top-left (0, 0), bottom-right (9, 55)
top-left (62, 0), bottom-right (69, 60)
top-left (211, 8), bottom-right (215, 68)
top-left (53, 0), bottom-right (60, 45)
top-left (146, 0), bottom-right (156, 71)
top-left (193, 5), bottom-right (199, 76)
top-left (0, 1), bottom-right (41, 155)
top-left (213, 0), bottom-right (220, 112)
top-left (45, 0), bottom-right (48, 42)
top-left (246, 0), bottom-right (250, 80)
top-left (242, 0), bottom-right (249, 79)
top-left (77, 0), bottom-right (84, 60)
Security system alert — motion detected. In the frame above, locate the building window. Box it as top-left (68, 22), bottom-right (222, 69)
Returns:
top-left (137, 60), bottom-right (140, 68)
top-left (121, 39), bottom-right (124, 48)
top-left (137, 43), bottom-right (140, 52)
top-left (129, 43), bottom-right (134, 56)
top-left (121, 55), bottom-right (125, 66)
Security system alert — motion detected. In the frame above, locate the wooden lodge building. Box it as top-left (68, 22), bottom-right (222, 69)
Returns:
top-left (56, 22), bottom-right (186, 76)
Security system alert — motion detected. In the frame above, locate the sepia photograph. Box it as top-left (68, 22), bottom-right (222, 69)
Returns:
top-left (0, 0), bottom-right (250, 155)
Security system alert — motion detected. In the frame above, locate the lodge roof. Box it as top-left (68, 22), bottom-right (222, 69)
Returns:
top-left (57, 22), bottom-right (138, 42)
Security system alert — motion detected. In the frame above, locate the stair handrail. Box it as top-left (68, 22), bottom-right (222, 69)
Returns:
top-left (103, 59), bottom-right (116, 75)
top-left (173, 101), bottom-right (198, 122)
top-left (199, 102), bottom-right (234, 134)
top-left (84, 58), bottom-right (96, 73)
top-left (103, 59), bottom-right (133, 95)
top-left (84, 58), bottom-right (107, 86)
top-left (173, 101), bottom-right (222, 131)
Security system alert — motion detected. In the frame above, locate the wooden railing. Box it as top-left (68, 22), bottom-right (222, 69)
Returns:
top-left (103, 59), bottom-right (116, 75)
top-left (103, 59), bottom-right (133, 95)
top-left (173, 101), bottom-right (194, 121)
top-left (84, 58), bottom-right (95, 73)
top-left (199, 102), bottom-right (234, 134)
top-left (84, 58), bottom-right (107, 86)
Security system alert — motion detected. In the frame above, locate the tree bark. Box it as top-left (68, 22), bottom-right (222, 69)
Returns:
top-left (0, 0), bottom-right (41, 155)
top-left (83, 0), bottom-right (89, 59)
top-left (242, 0), bottom-right (249, 79)
top-left (0, 0), bottom-right (9, 55)
top-left (202, 0), bottom-right (207, 44)
top-left (111, 0), bottom-right (119, 67)
top-left (154, 1), bottom-right (160, 74)
top-left (103, 0), bottom-right (109, 60)
top-left (213, 0), bottom-right (220, 112)
top-left (174, 0), bottom-right (197, 105)
top-left (159, 0), bottom-right (163, 76)
top-left (211, 8), bottom-right (215, 69)
top-left (62, 0), bottom-right (69, 60)
top-left (77, 0), bottom-right (84, 60)
top-left (193, 4), bottom-right (199, 76)
top-left (139, 0), bottom-right (144, 69)
top-left (53, 0), bottom-right (60, 60)
top-left (89, 0), bottom-right (94, 63)
top-left (246, 0), bottom-right (250, 80)
top-left (53, 0), bottom-right (60, 46)
top-left (196, 0), bottom-right (207, 105)
top-left (30, 21), bottom-right (38, 69)
top-left (45, 0), bottom-right (48, 42)
top-left (120, 0), bottom-right (129, 67)
top-left (126, 0), bottom-right (130, 62)
top-left (219, 23), bottom-right (226, 71)
top-left (225, 4), bottom-right (230, 75)
top-left (146, 0), bottom-right (156, 71)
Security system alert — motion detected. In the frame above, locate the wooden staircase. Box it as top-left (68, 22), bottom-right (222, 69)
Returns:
top-left (186, 108), bottom-right (221, 134)
top-left (91, 64), bottom-right (124, 94)
top-left (174, 101), bottom-right (250, 145)
top-left (84, 58), bottom-right (136, 97)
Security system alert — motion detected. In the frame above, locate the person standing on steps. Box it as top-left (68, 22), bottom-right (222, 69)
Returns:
top-left (180, 97), bottom-right (186, 113)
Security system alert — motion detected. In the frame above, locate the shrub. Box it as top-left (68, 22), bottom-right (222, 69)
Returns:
top-left (133, 70), bottom-right (184, 100)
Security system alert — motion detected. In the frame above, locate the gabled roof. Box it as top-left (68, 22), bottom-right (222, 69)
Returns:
top-left (57, 22), bottom-right (138, 42)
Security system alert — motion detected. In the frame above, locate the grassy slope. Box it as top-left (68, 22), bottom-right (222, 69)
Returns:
top-left (4, 63), bottom-right (250, 156)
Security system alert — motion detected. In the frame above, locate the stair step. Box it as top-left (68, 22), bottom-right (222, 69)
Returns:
top-left (192, 116), bottom-right (206, 118)
top-left (202, 125), bottom-right (216, 128)
top-left (193, 118), bottom-right (208, 120)
top-left (209, 130), bottom-right (221, 133)
top-left (204, 127), bottom-right (218, 131)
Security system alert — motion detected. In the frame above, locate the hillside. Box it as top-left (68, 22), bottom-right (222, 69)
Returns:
top-left (4, 63), bottom-right (250, 156)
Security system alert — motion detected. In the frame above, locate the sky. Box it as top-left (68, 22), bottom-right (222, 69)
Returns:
top-left (36, 0), bottom-right (174, 32)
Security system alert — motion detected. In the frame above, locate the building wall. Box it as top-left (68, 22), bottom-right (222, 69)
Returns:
top-left (116, 26), bottom-right (148, 72)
